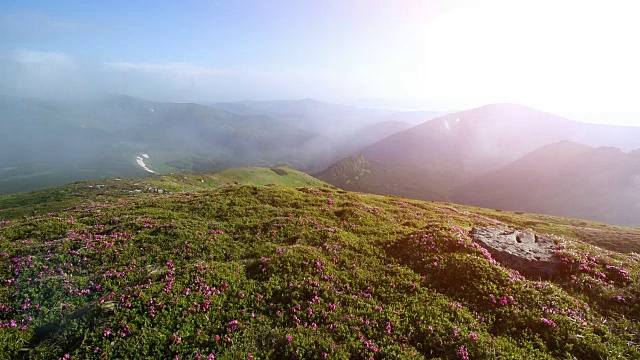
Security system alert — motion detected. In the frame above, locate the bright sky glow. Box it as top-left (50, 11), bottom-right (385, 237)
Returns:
top-left (401, 0), bottom-right (640, 117)
top-left (1, 0), bottom-right (639, 124)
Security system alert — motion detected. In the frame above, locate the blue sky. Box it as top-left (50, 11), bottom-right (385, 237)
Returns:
top-left (1, 0), bottom-right (640, 125)
top-left (1, 1), bottom-right (414, 69)
top-left (1, 0), bottom-right (429, 103)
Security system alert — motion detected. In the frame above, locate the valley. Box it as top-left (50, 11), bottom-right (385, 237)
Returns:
top-left (4, 96), bottom-right (640, 227)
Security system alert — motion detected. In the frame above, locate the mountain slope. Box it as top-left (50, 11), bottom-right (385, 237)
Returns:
top-left (232, 98), bottom-right (389, 133)
top-left (0, 95), bottom-right (326, 194)
top-left (0, 166), bottom-right (329, 219)
top-left (378, 110), bottom-right (448, 125)
top-left (1, 95), bottom-right (429, 194)
top-left (453, 141), bottom-right (640, 226)
top-left (0, 177), bottom-right (638, 359)
top-left (351, 120), bottom-right (413, 145)
top-left (316, 156), bottom-right (453, 200)
top-left (364, 103), bottom-right (640, 173)
top-left (320, 104), bottom-right (640, 220)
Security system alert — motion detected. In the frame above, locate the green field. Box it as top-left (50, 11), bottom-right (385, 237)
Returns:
top-left (0, 166), bottom-right (329, 220)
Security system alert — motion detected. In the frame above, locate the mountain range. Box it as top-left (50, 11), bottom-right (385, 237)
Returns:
top-left (317, 104), bottom-right (640, 226)
top-left (2, 95), bottom-right (640, 226)
top-left (454, 141), bottom-right (640, 226)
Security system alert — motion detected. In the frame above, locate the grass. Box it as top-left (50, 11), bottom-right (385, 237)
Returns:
top-left (0, 169), bottom-right (638, 359)
top-left (0, 166), bottom-right (330, 220)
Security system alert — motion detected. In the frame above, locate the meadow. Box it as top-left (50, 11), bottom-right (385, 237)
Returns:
top-left (0, 169), bottom-right (638, 359)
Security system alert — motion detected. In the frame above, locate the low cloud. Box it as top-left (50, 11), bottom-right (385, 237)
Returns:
top-left (0, 49), bottom-right (100, 100)
top-left (0, 49), bottom-right (351, 103)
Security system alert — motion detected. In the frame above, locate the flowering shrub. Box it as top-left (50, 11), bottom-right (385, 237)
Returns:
top-left (0, 185), bottom-right (638, 359)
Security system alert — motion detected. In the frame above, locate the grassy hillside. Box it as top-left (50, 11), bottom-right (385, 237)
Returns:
top-left (0, 172), bottom-right (639, 359)
top-left (0, 95), bottom-right (342, 194)
top-left (0, 166), bottom-right (329, 220)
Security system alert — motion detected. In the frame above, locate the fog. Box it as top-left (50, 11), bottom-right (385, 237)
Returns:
top-left (0, 49), bottom-right (352, 103)
top-left (2, 1), bottom-right (640, 208)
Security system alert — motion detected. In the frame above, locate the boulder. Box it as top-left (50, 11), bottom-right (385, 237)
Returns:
top-left (470, 226), bottom-right (561, 278)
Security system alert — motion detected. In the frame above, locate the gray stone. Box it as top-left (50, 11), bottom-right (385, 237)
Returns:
top-left (470, 226), bottom-right (561, 278)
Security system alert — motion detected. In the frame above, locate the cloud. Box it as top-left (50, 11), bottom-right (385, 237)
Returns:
top-left (0, 49), bottom-right (97, 100)
top-left (105, 62), bottom-right (231, 76)
top-left (104, 61), bottom-right (347, 98)
top-left (13, 49), bottom-right (76, 66)
top-left (105, 61), bottom-right (350, 102)
top-left (0, 49), bottom-right (351, 102)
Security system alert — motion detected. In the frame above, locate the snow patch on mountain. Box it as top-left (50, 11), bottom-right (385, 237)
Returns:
top-left (136, 154), bottom-right (155, 173)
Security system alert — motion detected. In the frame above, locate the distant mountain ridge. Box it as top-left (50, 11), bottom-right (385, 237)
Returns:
top-left (454, 141), bottom-right (640, 226)
top-left (0, 95), bottom-right (414, 194)
top-left (5, 94), bottom-right (640, 226)
top-left (364, 103), bottom-right (640, 171)
top-left (319, 104), bottom-right (640, 226)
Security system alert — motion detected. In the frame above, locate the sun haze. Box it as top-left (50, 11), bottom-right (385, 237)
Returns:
top-left (1, 0), bottom-right (639, 124)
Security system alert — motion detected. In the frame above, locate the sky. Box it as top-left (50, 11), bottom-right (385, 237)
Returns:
top-left (1, 0), bottom-right (640, 125)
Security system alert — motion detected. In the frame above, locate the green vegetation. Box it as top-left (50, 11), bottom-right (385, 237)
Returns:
top-left (0, 169), bottom-right (638, 359)
top-left (0, 166), bottom-right (329, 219)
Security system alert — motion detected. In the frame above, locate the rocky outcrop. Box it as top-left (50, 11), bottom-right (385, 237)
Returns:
top-left (470, 226), bottom-right (561, 278)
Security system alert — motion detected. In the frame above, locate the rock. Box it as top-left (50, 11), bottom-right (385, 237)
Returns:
top-left (270, 168), bottom-right (288, 176)
top-left (470, 226), bottom-right (561, 278)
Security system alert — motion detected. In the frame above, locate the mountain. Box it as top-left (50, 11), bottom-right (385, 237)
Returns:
top-left (316, 155), bottom-right (453, 200)
top-left (364, 103), bottom-right (640, 173)
top-left (212, 98), bottom-right (390, 134)
top-left (354, 120), bottom-right (413, 143)
top-left (316, 155), bottom-right (372, 192)
top-left (454, 141), bottom-right (640, 226)
top-left (209, 99), bottom-right (410, 171)
top-left (1, 95), bottom-right (426, 194)
top-left (378, 110), bottom-right (448, 125)
top-left (0, 95), bottom-right (332, 194)
top-left (0, 170), bottom-right (639, 359)
top-left (321, 103), bottom-right (640, 207)
top-left (326, 121), bottom-right (414, 161)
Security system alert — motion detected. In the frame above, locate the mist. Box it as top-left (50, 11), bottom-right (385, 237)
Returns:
top-left (2, 1), bottom-right (640, 226)
top-left (0, 49), bottom-right (352, 104)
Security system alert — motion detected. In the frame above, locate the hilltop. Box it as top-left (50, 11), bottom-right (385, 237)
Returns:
top-left (0, 166), bottom-right (328, 219)
top-left (0, 169), bottom-right (639, 359)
